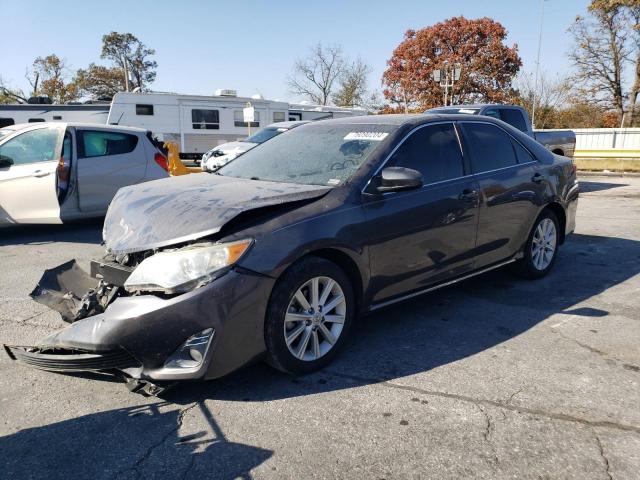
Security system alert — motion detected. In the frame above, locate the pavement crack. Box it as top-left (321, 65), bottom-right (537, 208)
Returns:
top-left (551, 328), bottom-right (640, 373)
top-left (505, 387), bottom-right (524, 405)
top-left (113, 403), bottom-right (197, 480)
top-left (594, 433), bottom-right (613, 480)
top-left (475, 404), bottom-right (499, 466)
top-left (325, 370), bottom-right (640, 435)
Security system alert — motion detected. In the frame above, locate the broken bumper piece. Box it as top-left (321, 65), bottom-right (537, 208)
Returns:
top-left (4, 259), bottom-right (275, 391)
top-left (3, 345), bottom-right (139, 372)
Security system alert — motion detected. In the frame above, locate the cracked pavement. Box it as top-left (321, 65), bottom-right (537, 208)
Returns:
top-left (1, 176), bottom-right (639, 479)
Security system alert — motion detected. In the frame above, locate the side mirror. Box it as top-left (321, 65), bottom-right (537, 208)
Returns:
top-left (0, 155), bottom-right (13, 168)
top-left (375, 167), bottom-right (423, 193)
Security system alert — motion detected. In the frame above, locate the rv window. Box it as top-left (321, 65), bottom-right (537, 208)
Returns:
top-left (273, 112), bottom-right (286, 123)
top-left (28, 118), bottom-right (45, 123)
top-left (79, 130), bottom-right (138, 158)
top-left (0, 118), bottom-right (14, 128)
top-left (136, 104), bottom-right (154, 116)
top-left (192, 109), bottom-right (219, 130)
top-left (53, 116), bottom-right (62, 120)
top-left (234, 110), bottom-right (260, 128)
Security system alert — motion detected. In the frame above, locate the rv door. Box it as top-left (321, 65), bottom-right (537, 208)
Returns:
top-left (0, 126), bottom-right (62, 224)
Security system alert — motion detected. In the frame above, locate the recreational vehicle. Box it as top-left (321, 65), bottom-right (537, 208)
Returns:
top-left (0, 91), bottom-right (366, 159)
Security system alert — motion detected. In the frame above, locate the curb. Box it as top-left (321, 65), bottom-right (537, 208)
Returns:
top-left (577, 171), bottom-right (640, 178)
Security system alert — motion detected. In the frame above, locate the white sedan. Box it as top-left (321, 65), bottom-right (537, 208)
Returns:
top-left (0, 122), bottom-right (169, 226)
top-left (201, 120), bottom-right (310, 172)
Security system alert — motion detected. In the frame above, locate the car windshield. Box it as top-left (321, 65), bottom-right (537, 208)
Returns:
top-left (244, 127), bottom-right (285, 144)
top-left (218, 123), bottom-right (396, 186)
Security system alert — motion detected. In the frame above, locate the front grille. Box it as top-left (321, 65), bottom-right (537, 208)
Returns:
top-left (4, 345), bottom-right (139, 372)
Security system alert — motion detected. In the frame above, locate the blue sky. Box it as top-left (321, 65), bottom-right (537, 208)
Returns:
top-left (1, 0), bottom-right (591, 102)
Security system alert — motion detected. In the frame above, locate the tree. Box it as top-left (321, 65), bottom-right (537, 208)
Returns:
top-left (100, 32), bottom-right (157, 91)
top-left (333, 58), bottom-right (371, 107)
top-left (0, 76), bottom-right (28, 104)
top-left (569, 4), bottom-right (630, 121)
top-left (382, 16), bottom-right (522, 112)
top-left (24, 55), bottom-right (79, 103)
top-left (588, 0), bottom-right (640, 125)
top-left (74, 64), bottom-right (127, 99)
top-left (513, 72), bottom-right (573, 128)
top-left (288, 43), bottom-right (345, 105)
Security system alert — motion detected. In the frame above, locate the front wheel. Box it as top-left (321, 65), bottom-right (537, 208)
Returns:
top-left (265, 257), bottom-right (355, 375)
top-left (515, 210), bottom-right (560, 279)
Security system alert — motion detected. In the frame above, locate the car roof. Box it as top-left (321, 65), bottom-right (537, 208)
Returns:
top-left (427, 104), bottom-right (523, 111)
top-left (265, 120), bottom-right (311, 129)
top-left (304, 113), bottom-right (511, 128)
top-left (0, 122), bottom-right (148, 133)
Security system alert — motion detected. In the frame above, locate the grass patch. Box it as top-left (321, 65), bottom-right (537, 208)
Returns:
top-left (575, 158), bottom-right (640, 173)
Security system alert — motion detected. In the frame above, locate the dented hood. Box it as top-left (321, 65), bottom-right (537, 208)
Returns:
top-left (103, 174), bottom-right (330, 253)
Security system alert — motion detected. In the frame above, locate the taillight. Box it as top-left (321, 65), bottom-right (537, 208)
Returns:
top-left (154, 152), bottom-right (169, 172)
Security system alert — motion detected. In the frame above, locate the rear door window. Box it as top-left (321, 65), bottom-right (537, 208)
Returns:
top-left (460, 123), bottom-right (518, 173)
top-left (79, 130), bottom-right (138, 158)
top-left (0, 127), bottom-right (60, 166)
top-left (387, 123), bottom-right (464, 184)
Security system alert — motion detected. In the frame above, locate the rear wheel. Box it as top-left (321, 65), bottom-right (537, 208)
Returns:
top-left (515, 210), bottom-right (560, 279)
top-left (265, 257), bottom-right (354, 374)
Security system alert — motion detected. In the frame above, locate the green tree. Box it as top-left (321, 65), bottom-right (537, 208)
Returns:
top-left (333, 58), bottom-right (371, 107)
top-left (100, 32), bottom-right (157, 91)
top-left (20, 54), bottom-right (79, 103)
top-left (74, 64), bottom-right (127, 99)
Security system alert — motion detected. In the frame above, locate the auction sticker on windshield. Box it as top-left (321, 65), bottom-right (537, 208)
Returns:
top-left (343, 132), bottom-right (389, 141)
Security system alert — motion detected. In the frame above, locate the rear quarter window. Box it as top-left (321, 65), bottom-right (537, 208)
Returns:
top-left (460, 123), bottom-right (518, 173)
top-left (79, 130), bottom-right (138, 158)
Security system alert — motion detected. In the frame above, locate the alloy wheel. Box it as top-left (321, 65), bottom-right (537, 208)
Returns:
top-left (284, 276), bottom-right (346, 361)
top-left (531, 218), bottom-right (557, 271)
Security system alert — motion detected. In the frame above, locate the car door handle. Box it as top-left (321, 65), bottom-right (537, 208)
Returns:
top-left (531, 173), bottom-right (544, 183)
top-left (32, 170), bottom-right (51, 178)
top-left (459, 189), bottom-right (479, 202)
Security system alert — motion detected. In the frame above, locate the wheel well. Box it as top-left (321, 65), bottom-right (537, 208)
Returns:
top-left (543, 203), bottom-right (566, 244)
top-left (307, 248), bottom-right (364, 313)
top-left (552, 148), bottom-right (564, 156)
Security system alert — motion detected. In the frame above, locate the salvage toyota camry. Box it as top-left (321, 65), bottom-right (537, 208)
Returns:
top-left (4, 114), bottom-right (579, 394)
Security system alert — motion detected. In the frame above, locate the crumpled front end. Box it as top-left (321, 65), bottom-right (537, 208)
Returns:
top-left (4, 253), bottom-right (275, 393)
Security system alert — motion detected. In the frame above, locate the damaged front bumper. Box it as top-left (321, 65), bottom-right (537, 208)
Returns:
top-left (4, 259), bottom-right (275, 387)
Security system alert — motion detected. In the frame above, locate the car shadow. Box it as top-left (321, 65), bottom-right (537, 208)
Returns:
top-left (0, 401), bottom-right (272, 480)
top-left (0, 218), bottom-right (104, 247)
top-left (578, 180), bottom-right (628, 193)
top-left (164, 232), bottom-right (640, 404)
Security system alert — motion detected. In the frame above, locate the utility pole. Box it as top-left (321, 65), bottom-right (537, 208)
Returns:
top-left (532, 0), bottom-right (546, 130)
top-left (432, 62), bottom-right (462, 106)
top-left (121, 54), bottom-right (130, 92)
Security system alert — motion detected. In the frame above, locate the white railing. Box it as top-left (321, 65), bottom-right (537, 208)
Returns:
top-left (570, 128), bottom-right (640, 150)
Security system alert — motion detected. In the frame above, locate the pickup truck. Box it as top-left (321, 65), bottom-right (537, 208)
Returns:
top-left (426, 104), bottom-right (575, 158)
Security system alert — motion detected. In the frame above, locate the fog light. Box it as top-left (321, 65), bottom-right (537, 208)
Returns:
top-left (164, 328), bottom-right (214, 370)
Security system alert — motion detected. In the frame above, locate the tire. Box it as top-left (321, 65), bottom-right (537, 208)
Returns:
top-left (514, 209), bottom-right (560, 279)
top-left (265, 256), bottom-right (355, 375)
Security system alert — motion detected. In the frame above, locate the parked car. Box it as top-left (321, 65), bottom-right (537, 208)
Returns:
top-left (200, 120), bottom-right (310, 172)
top-left (0, 122), bottom-right (169, 226)
top-left (0, 123), bottom-right (28, 140)
top-left (425, 104), bottom-right (576, 158)
top-left (5, 114), bottom-right (579, 395)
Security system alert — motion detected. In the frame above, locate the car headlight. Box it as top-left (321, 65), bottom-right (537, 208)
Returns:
top-left (124, 239), bottom-right (252, 293)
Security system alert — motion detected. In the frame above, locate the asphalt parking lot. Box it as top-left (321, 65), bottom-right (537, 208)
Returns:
top-left (1, 175), bottom-right (639, 479)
